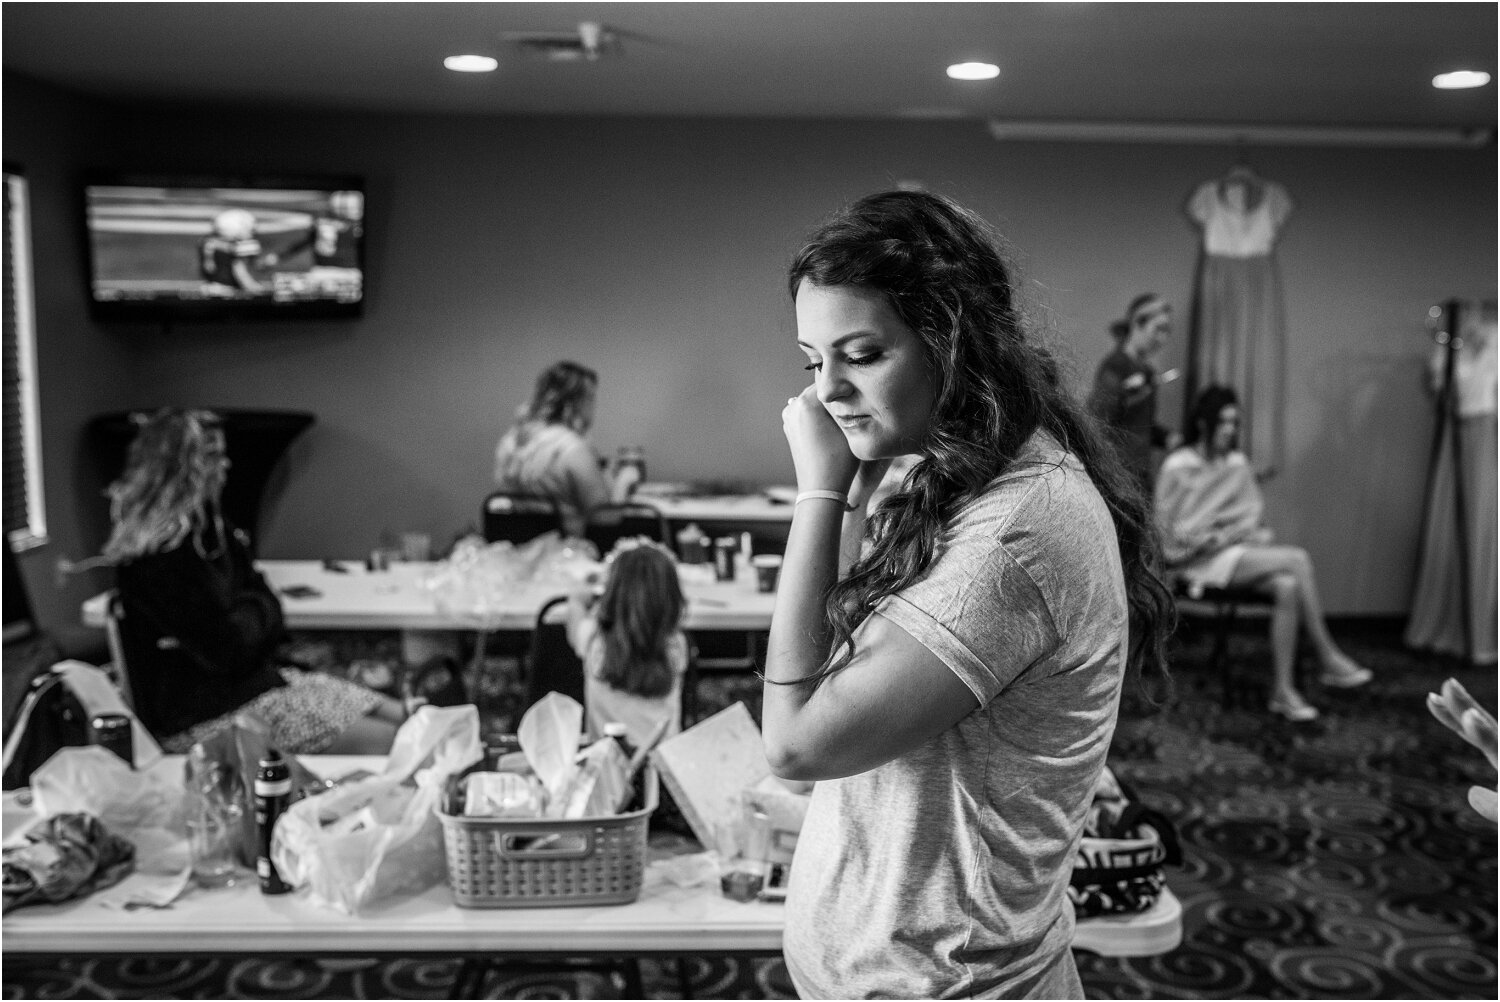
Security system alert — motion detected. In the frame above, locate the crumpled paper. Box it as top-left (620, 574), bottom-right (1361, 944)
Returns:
top-left (32, 746), bottom-right (182, 836)
top-left (420, 533), bottom-right (600, 625)
top-left (515, 693), bottom-right (629, 819)
top-left (517, 692), bottom-right (583, 807)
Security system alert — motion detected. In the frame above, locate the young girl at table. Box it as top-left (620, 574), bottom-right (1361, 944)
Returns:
top-left (102, 408), bottom-right (405, 754)
top-left (566, 538), bottom-right (689, 749)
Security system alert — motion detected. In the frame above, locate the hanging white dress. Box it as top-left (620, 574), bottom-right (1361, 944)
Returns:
top-left (1187, 174), bottom-right (1293, 478)
top-left (1405, 301), bottom-right (1498, 664)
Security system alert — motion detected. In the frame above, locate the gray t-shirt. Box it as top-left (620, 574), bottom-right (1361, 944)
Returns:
top-left (784, 433), bottom-right (1128, 1000)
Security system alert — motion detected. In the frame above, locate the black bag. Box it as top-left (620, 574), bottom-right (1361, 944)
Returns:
top-left (404, 655), bottom-right (469, 709)
top-left (1068, 765), bottom-right (1182, 918)
top-left (1, 668), bottom-right (92, 790)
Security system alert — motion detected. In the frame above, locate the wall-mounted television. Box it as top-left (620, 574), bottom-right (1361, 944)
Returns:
top-left (84, 174), bottom-right (365, 322)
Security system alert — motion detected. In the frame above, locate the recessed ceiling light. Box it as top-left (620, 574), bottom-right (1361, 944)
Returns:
top-left (444, 54), bottom-right (498, 73)
top-left (947, 62), bottom-right (1000, 81)
top-left (1433, 70), bottom-right (1491, 89)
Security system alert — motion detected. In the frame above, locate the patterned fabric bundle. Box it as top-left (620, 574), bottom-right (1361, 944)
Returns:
top-left (1068, 766), bottom-right (1181, 918)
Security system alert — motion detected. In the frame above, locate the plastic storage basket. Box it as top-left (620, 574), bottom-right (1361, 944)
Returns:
top-left (438, 770), bottom-right (657, 908)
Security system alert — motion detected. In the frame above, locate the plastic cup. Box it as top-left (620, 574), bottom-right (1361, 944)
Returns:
top-left (713, 537), bottom-right (737, 582)
top-left (400, 532), bottom-right (432, 562)
top-left (752, 554), bottom-right (782, 593)
top-left (186, 808), bottom-right (242, 889)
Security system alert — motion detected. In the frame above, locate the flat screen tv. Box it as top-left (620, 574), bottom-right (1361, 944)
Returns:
top-left (84, 174), bottom-right (365, 321)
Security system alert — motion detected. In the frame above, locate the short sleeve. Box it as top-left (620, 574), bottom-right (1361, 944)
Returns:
top-left (873, 535), bottom-right (1057, 706)
top-left (1186, 181), bottom-right (1217, 226)
top-left (568, 611), bottom-right (599, 660)
top-left (557, 435), bottom-right (610, 518)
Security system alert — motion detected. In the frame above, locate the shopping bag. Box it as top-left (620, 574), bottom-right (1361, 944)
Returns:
top-left (271, 704), bottom-right (483, 913)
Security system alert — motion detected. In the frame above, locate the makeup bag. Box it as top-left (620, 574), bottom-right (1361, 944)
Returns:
top-left (1068, 765), bottom-right (1182, 918)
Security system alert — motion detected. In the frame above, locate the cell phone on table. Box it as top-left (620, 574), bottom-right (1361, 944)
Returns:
top-left (280, 584), bottom-right (322, 599)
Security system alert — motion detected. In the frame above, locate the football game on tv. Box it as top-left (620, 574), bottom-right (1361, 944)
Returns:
top-left (84, 176), bottom-right (365, 321)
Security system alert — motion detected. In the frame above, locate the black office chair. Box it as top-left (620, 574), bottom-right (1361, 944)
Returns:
top-left (522, 595), bottom-right (586, 713)
top-left (482, 492), bottom-right (564, 545)
top-left (101, 591), bottom-right (137, 711)
top-left (1171, 577), bottom-right (1297, 710)
top-left (584, 501), bottom-right (671, 557)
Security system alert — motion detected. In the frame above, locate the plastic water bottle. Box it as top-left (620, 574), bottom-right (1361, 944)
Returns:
top-left (603, 721), bottom-right (642, 812)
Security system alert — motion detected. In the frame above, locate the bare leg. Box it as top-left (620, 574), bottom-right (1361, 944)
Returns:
top-left (368, 694), bottom-right (407, 726)
top-left (321, 713), bottom-right (399, 755)
top-left (1231, 544), bottom-right (1370, 683)
top-left (1261, 572), bottom-right (1304, 702)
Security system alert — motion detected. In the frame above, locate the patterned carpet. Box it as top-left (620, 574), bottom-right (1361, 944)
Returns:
top-left (4, 620), bottom-right (1495, 999)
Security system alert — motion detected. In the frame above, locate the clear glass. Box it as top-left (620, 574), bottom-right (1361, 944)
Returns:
top-left (187, 803), bottom-right (244, 889)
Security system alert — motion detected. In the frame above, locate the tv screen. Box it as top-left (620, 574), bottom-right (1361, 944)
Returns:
top-left (84, 175), bottom-right (365, 321)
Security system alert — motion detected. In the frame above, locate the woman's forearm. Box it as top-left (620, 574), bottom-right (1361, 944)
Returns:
top-left (762, 498), bottom-right (846, 742)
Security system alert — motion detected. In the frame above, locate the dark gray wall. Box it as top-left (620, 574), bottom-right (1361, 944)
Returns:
top-left (4, 74), bottom-right (135, 634)
top-left (5, 71), bottom-right (1495, 626)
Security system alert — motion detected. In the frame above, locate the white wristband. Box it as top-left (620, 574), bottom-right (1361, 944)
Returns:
top-left (795, 489), bottom-right (854, 511)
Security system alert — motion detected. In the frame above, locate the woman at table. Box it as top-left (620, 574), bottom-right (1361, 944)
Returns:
top-left (1155, 385), bottom-right (1371, 722)
top-left (103, 408), bottom-right (404, 754)
top-left (494, 360), bottom-right (612, 538)
top-left (763, 190), bottom-right (1174, 999)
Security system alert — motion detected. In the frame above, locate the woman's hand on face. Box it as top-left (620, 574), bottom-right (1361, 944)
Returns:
top-left (782, 384), bottom-right (859, 494)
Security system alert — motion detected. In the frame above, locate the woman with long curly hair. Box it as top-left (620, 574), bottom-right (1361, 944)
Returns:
top-left (763, 191), bottom-right (1174, 999)
top-left (493, 360), bottom-right (612, 537)
top-left (105, 408), bottom-right (403, 754)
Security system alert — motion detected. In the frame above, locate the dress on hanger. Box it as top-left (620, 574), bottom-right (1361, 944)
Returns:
top-left (1186, 168), bottom-right (1293, 478)
top-left (1405, 301), bottom-right (1498, 664)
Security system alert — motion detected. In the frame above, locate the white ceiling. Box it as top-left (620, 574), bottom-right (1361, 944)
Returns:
top-left (4, 2), bottom-right (1496, 135)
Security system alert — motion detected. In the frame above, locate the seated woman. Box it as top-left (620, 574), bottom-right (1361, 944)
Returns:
top-left (493, 360), bottom-right (612, 538)
top-left (104, 408), bottom-right (404, 754)
top-left (1155, 386), bottom-right (1372, 722)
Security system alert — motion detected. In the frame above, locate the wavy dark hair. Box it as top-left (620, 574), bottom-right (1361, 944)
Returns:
top-left (595, 541), bottom-right (685, 699)
top-left (786, 190), bottom-right (1173, 690)
top-left (1184, 384), bottom-right (1241, 450)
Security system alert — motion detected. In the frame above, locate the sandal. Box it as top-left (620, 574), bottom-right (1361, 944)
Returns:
top-left (1269, 693), bottom-right (1320, 722)
top-left (1318, 660), bottom-right (1373, 689)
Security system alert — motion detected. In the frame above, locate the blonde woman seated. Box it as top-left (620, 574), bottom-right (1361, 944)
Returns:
top-left (494, 360), bottom-right (612, 538)
top-left (1156, 386), bottom-right (1372, 722)
top-left (104, 408), bottom-right (404, 754)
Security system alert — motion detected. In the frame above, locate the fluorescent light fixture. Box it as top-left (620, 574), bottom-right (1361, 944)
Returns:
top-left (1433, 70), bottom-right (1491, 90)
top-left (947, 62), bottom-right (1000, 81)
top-left (986, 119), bottom-right (1492, 148)
top-left (444, 54), bottom-right (498, 73)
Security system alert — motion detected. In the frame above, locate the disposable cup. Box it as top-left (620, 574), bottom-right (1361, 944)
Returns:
top-left (752, 554), bottom-right (782, 593)
top-left (186, 810), bottom-right (242, 889)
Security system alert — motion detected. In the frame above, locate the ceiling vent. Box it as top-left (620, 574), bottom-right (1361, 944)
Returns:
top-left (500, 21), bottom-right (620, 62)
